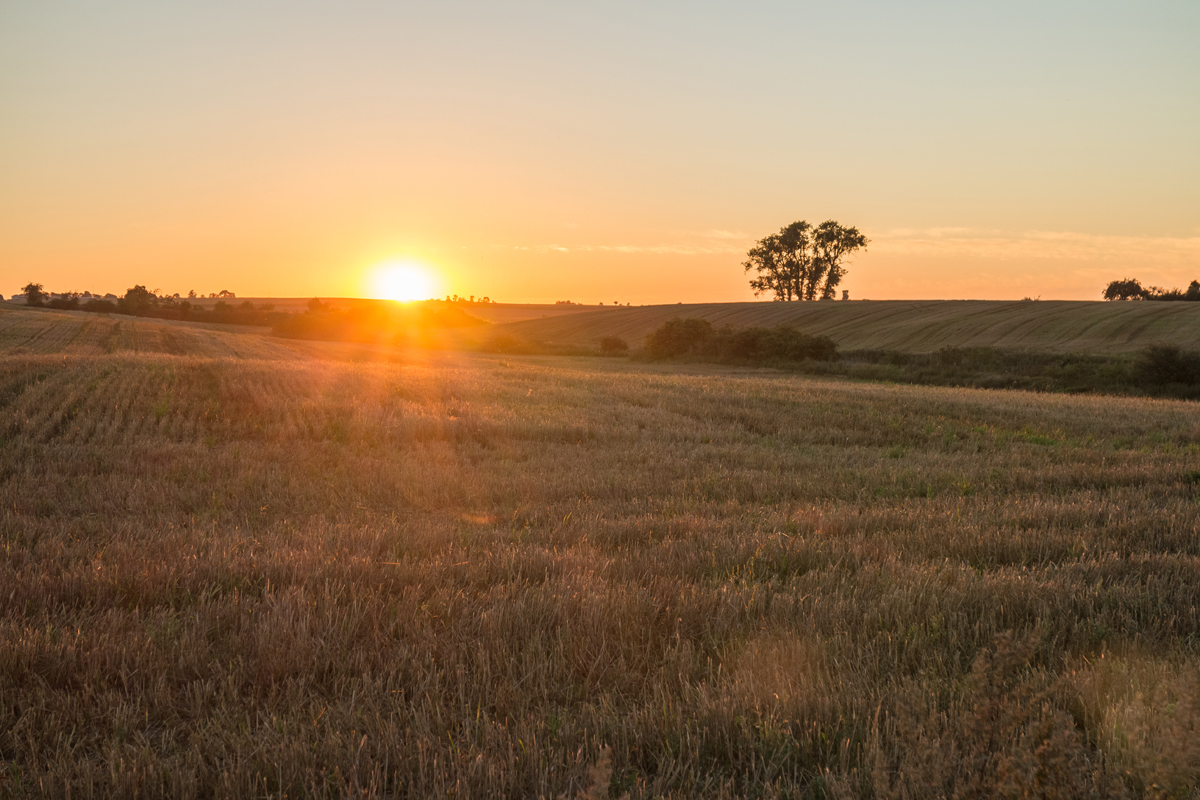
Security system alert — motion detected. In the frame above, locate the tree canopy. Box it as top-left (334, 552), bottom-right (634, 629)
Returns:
top-left (743, 220), bottom-right (867, 301)
top-left (1103, 278), bottom-right (1200, 301)
top-left (21, 283), bottom-right (46, 306)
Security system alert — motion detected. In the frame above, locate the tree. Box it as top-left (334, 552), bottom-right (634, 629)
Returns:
top-left (21, 282), bottom-right (46, 306)
top-left (744, 220), bottom-right (867, 301)
top-left (118, 285), bottom-right (160, 316)
top-left (1188, 281), bottom-right (1200, 302)
top-left (1103, 278), bottom-right (1147, 301)
top-left (812, 221), bottom-right (869, 299)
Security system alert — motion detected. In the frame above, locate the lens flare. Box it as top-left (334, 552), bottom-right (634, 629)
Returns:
top-left (369, 261), bottom-right (439, 302)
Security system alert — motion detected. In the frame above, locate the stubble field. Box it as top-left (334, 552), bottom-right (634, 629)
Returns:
top-left (2, 307), bottom-right (1199, 798)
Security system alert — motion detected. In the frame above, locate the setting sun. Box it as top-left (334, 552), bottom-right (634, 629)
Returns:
top-left (369, 261), bottom-right (440, 302)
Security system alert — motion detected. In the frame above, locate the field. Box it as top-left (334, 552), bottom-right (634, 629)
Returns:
top-left (2, 306), bottom-right (1200, 797)
top-left (476, 300), bottom-right (1200, 354)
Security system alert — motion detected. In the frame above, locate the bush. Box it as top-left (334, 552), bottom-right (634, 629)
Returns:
top-left (81, 299), bottom-right (117, 314)
top-left (598, 335), bottom-right (629, 356)
top-left (645, 318), bottom-right (714, 358)
top-left (1135, 345), bottom-right (1200, 386)
top-left (708, 325), bottom-right (836, 362)
top-left (643, 319), bottom-right (838, 364)
top-left (480, 333), bottom-right (537, 354)
top-left (46, 293), bottom-right (80, 310)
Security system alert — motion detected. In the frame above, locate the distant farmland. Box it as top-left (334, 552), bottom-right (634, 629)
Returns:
top-left (476, 299), bottom-right (1200, 354)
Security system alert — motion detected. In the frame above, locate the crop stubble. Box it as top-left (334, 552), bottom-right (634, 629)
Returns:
top-left (1, 309), bottom-right (1199, 797)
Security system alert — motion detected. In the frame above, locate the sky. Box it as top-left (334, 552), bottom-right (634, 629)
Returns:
top-left (2, 1), bottom-right (1198, 303)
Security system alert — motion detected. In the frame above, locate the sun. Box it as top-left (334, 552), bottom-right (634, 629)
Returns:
top-left (369, 261), bottom-right (439, 302)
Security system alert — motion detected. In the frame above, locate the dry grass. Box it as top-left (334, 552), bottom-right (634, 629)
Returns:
top-left (2, 310), bottom-right (1199, 797)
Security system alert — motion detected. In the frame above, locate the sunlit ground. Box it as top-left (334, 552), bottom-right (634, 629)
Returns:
top-left (368, 260), bottom-right (441, 301)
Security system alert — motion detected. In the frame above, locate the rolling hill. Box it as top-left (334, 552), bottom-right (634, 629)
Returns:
top-left (475, 300), bottom-right (1200, 354)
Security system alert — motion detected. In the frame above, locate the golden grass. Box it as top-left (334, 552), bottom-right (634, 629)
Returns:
top-left (472, 299), bottom-right (1200, 354)
top-left (1, 311), bottom-right (1199, 797)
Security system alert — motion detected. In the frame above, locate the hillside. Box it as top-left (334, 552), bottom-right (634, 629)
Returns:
top-left (478, 299), bottom-right (1200, 354)
top-left (0, 304), bottom-right (304, 359)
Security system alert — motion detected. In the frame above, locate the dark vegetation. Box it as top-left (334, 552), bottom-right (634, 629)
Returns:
top-left (643, 317), bottom-right (838, 363)
top-left (599, 335), bottom-right (630, 356)
top-left (1104, 277), bottom-right (1200, 301)
top-left (18, 283), bottom-right (283, 325)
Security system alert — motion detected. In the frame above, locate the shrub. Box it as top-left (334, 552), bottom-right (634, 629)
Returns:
top-left (645, 318), bottom-right (714, 358)
top-left (710, 325), bottom-right (836, 362)
top-left (480, 333), bottom-right (535, 354)
top-left (598, 335), bottom-right (629, 356)
top-left (81, 298), bottom-right (117, 314)
top-left (643, 319), bottom-right (838, 364)
top-left (1135, 344), bottom-right (1200, 386)
top-left (755, 325), bottom-right (837, 362)
top-left (46, 293), bottom-right (81, 310)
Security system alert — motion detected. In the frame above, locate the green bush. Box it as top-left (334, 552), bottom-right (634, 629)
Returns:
top-left (1135, 345), bottom-right (1200, 386)
top-left (645, 318), bottom-right (714, 358)
top-left (644, 318), bottom-right (837, 364)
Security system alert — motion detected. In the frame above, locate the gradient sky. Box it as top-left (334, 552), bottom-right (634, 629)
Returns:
top-left (3, 1), bottom-right (1198, 303)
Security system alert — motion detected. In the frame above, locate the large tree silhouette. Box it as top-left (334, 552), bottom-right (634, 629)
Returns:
top-left (744, 220), bottom-right (867, 301)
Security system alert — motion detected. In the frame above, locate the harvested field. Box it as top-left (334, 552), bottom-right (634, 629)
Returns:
top-left (475, 299), bottom-right (1200, 354)
top-left (2, 309), bottom-right (1199, 797)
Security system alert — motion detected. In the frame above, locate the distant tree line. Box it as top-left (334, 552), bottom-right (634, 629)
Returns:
top-left (1103, 278), bottom-right (1200, 301)
top-left (17, 282), bottom-right (281, 325)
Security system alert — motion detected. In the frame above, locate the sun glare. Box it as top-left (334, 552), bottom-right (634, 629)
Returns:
top-left (369, 261), bottom-right (439, 302)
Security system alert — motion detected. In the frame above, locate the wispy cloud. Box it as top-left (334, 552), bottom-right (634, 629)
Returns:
top-left (495, 228), bottom-right (1200, 268)
top-left (496, 229), bottom-right (755, 257)
top-left (873, 228), bottom-right (1200, 264)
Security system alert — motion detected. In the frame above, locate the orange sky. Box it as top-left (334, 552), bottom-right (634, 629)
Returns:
top-left (2, 3), bottom-right (1197, 303)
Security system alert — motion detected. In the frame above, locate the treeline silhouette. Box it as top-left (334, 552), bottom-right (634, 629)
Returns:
top-left (1104, 278), bottom-right (1200, 301)
top-left (18, 283), bottom-right (284, 325)
top-left (273, 298), bottom-right (486, 343)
